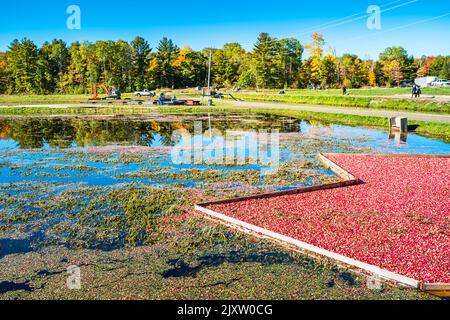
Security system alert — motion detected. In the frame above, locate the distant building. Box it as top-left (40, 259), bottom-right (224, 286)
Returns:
top-left (415, 76), bottom-right (437, 88)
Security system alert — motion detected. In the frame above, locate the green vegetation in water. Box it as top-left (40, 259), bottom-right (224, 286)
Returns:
top-left (0, 184), bottom-right (185, 249)
top-left (0, 217), bottom-right (436, 300)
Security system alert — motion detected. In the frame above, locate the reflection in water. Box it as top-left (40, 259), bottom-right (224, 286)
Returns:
top-left (0, 114), bottom-right (300, 150)
top-left (389, 131), bottom-right (408, 144)
top-left (0, 113), bottom-right (449, 155)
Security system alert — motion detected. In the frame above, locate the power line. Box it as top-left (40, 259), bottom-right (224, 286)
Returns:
top-left (238, 0), bottom-right (420, 48)
top-left (338, 12), bottom-right (450, 45)
top-left (287, 0), bottom-right (414, 38)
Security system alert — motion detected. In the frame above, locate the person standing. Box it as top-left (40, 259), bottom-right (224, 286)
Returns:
top-left (411, 85), bottom-right (417, 98)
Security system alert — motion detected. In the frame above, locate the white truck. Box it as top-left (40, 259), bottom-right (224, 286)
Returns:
top-left (430, 79), bottom-right (450, 86)
top-left (134, 89), bottom-right (156, 97)
top-left (415, 76), bottom-right (437, 88)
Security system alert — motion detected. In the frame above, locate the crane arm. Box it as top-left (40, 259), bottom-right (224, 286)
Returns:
top-left (89, 84), bottom-right (111, 100)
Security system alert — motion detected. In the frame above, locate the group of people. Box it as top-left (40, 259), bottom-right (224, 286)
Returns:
top-left (411, 84), bottom-right (422, 98)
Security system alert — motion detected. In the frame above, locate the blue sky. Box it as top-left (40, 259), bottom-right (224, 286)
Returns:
top-left (0, 0), bottom-right (449, 59)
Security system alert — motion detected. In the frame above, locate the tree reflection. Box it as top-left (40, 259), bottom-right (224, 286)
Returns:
top-left (0, 115), bottom-right (302, 149)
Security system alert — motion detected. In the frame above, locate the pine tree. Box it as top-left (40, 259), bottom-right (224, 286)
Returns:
top-left (7, 39), bottom-right (40, 93)
top-left (252, 33), bottom-right (281, 89)
top-left (131, 37), bottom-right (151, 90)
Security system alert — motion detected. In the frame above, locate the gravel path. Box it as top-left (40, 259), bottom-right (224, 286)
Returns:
top-left (1, 101), bottom-right (449, 123)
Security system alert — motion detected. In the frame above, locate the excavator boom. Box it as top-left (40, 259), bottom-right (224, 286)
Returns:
top-left (89, 84), bottom-right (120, 100)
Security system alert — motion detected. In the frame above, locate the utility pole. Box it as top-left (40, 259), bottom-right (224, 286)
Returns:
top-left (207, 48), bottom-right (213, 95)
top-left (330, 47), bottom-right (340, 86)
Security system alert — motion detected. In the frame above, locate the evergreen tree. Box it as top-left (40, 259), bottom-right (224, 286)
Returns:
top-left (278, 38), bottom-right (303, 88)
top-left (438, 58), bottom-right (449, 79)
top-left (131, 36), bottom-right (151, 90)
top-left (7, 39), bottom-right (40, 93)
top-left (252, 33), bottom-right (282, 89)
top-left (150, 38), bottom-right (179, 89)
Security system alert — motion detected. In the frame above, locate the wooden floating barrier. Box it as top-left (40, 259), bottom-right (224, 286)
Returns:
top-left (197, 153), bottom-right (360, 208)
top-left (421, 283), bottom-right (450, 298)
top-left (195, 153), bottom-right (450, 298)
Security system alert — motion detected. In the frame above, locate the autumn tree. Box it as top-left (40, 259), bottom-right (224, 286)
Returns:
top-left (428, 56), bottom-right (446, 77)
top-left (0, 52), bottom-right (10, 93)
top-left (416, 56), bottom-right (433, 77)
top-left (383, 60), bottom-right (403, 87)
top-left (378, 46), bottom-right (415, 86)
top-left (299, 33), bottom-right (327, 87)
top-left (297, 58), bottom-right (313, 88)
top-left (0, 34), bottom-right (446, 94)
top-left (305, 33), bottom-right (325, 60)
top-left (173, 46), bottom-right (207, 88)
top-left (318, 55), bottom-right (338, 87)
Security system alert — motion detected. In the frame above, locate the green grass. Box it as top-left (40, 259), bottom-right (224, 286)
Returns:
top-left (231, 94), bottom-right (450, 114)
top-left (0, 93), bottom-right (146, 105)
top-left (237, 87), bottom-right (450, 96)
top-left (1, 88), bottom-right (449, 114)
top-left (370, 99), bottom-right (450, 113)
top-left (0, 94), bottom-right (88, 105)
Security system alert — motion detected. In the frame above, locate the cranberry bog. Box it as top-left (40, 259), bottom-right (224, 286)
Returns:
top-left (1, 112), bottom-right (449, 299)
top-left (196, 153), bottom-right (450, 297)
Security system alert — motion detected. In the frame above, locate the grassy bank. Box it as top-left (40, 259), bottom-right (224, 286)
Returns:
top-left (237, 87), bottom-right (450, 96)
top-left (231, 94), bottom-right (450, 114)
top-left (1, 89), bottom-right (449, 114)
top-left (0, 93), bottom-right (140, 105)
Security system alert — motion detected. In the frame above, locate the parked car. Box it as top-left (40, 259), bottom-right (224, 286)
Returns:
top-left (431, 79), bottom-right (450, 87)
top-left (134, 89), bottom-right (156, 97)
top-left (400, 81), bottom-right (414, 88)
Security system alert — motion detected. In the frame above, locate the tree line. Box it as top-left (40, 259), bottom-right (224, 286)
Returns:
top-left (0, 33), bottom-right (449, 95)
